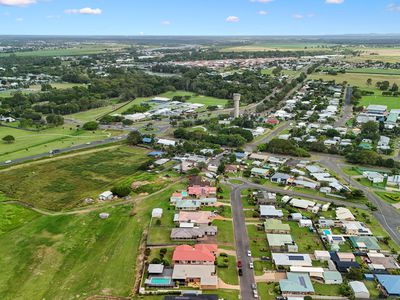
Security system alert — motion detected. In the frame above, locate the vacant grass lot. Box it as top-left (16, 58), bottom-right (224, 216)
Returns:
top-left (214, 220), bottom-right (235, 249)
top-left (0, 146), bottom-right (151, 211)
top-left (0, 125), bottom-right (119, 161)
top-left (0, 204), bottom-right (39, 235)
top-left (66, 100), bottom-right (128, 122)
top-left (217, 255), bottom-right (239, 285)
top-left (0, 180), bottom-right (183, 300)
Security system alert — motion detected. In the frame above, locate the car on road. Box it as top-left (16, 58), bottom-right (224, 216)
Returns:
top-left (249, 262), bottom-right (254, 269)
top-left (253, 290), bottom-right (259, 299)
top-left (251, 284), bottom-right (257, 290)
top-left (237, 261), bottom-right (242, 268)
top-left (49, 149), bottom-right (60, 155)
top-left (86, 142), bottom-right (91, 145)
top-left (4, 160), bottom-right (12, 164)
top-left (247, 250), bottom-right (252, 257)
top-left (238, 268), bottom-right (243, 276)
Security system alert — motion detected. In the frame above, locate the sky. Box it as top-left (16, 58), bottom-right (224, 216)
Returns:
top-left (1, 0), bottom-right (400, 36)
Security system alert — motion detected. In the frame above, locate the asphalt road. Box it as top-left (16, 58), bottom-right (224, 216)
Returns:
top-left (318, 155), bottom-right (400, 245)
top-left (335, 86), bottom-right (353, 127)
top-left (230, 184), bottom-right (256, 300)
top-left (245, 122), bottom-right (291, 152)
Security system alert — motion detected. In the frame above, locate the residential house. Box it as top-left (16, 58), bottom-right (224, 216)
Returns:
top-left (99, 191), bottom-right (113, 201)
top-left (251, 167), bottom-right (269, 178)
top-left (314, 250), bottom-right (331, 261)
top-left (272, 253), bottom-right (312, 267)
top-left (377, 136), bottom-right (391, 152)
top-left (349, 281), bottom-right (370, 299)
top-left (349, 236), bottom-right (381, 252)
top-left (264, 219), bottom-right (291, 234)
top-left (271, 173), bottom-right (292, 184)
top-left (323, 271), bottom-right (343, 285)
top-left (375, 274), bottom-right (400, 297)
top-left (172, 244), bottom-right (217, 265)
top-left (152, 208), bottom-right (163, 218)
top-left (255, 191), bottom-right (277, 205)
top-left (260, 205), bottom-right (284, 218)
top-left (336, 207), bottom-right (355, 221)
top-left (172, 264), bottom-right (218, 290)
top-left (174, 211), bottom-right (213, 226)
top-left (170, 226), bottom-right (217, 240)
top-left (267, 234), bottom-right (298, 252)
top-left (279, 273), bottom-right (314, 295)
top-left (363, 171), bottom-right (384, 184)
top-left (341, 221), bottom-right (372, 236)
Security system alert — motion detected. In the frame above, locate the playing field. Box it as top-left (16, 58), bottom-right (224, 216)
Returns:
top-left (0, 125), bottom-right (120, 161)
top-left (347, 68), bottom-right (400, 76)
top-left (358, 95), bottom-right (400, 110)
top-left (0, 146), bottom-right (153, 211)
top-left (158, 91), bottom-right (228, 106)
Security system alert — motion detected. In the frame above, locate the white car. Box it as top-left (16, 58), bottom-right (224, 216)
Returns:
top-left (253, 291), bottom-right (259, 299)
top-left (247, 250), bottom-right (252, 257)
top-left (4, 160), bottom-right (12, 164)
top-left (249, 262), bottom-right (254, 269)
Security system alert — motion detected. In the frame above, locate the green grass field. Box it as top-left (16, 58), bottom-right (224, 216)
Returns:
top-left (348, 68), bottom-right (400, 75)
top-left (358, 95), bottom-right (400, 110)
top-left (217, 255), bottom-right (239, 285)
top-left (214, 220), bottom-right (235, 249)
top-left (0, 44), bottom-right (127, 57)
top-left (220, 42), bottom-right (330, 52)
top-left (66, 100), bottom-right (128, 122)
top-left (0, 125), bottom-right (120, 161)
top-left (261, 69), bottom-right (302, 77)
top-left (0, 179), bottom-right (184, 300)
top-left (158, 91), bottom-right (228, 107)
top-left (0, 146), bottom-right (153, 211)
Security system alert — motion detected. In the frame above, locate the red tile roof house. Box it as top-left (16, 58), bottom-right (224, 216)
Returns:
top-left (187, 176), bottom-right (217, 198)
top-left (172, 244), bottom-right (218, 265)
top-left (266, 118), bottom-right (280, 125)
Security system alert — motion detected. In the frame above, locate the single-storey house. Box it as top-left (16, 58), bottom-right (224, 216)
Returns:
top-left (279, 272), bottom-right (314, 295)
top-left (349, 281), bottom-right (370, 299)
top-left (264, 219), bottom-right (291, 234)
top-left (260, 205), bottom-right (284, 218)
top-left (376, 274), bottom-right (400, 297)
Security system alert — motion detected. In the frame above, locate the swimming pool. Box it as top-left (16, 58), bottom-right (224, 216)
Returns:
top-left (323, 229), bottom-right (332, 235)
top-left (149, 277), bottom-right (172, 285)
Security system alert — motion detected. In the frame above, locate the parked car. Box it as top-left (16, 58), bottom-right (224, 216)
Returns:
top-left (249, 262), bottom-right (254, 269)
top-left (247, 250), bottom-right (252, 257)
top-left (238, 268), bottom-right (243, 276)
top-left (237, 261), bottom-right (242, 268)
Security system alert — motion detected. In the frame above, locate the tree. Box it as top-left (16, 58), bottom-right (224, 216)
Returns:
top-left (361, 121), bottom-right (379, 141)
top-left (46, 114), bottom-right (64, 126)
top-left (127, 131), bottom-right (142, 146)
top-left (366, 78), bottom-right (372, 86)
top-left (82, 121), bottom-right (99, 131)
top-left (2, 135), bottom-right (15, 144)
top-left (111, 185), bottom-right (131, 197)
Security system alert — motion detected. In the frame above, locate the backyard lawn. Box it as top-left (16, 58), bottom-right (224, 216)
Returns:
top-left (289, 222), bottom-right (324, 253)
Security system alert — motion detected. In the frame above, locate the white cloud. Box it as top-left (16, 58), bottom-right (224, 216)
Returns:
top-left (226, 15), bottom-right (240, 22)
top-left (65, 7), bottom-right (102, 15)
top-left (293, 14), bottom-right (304, 19)
top-left (0, 0), bottom-right (36, 6)
top-left (161, 20), bottom-right (171, 25)
top-left (258, 10), bottom-right (269, 15)
top-left (15, 17), bottom-right (23, 21)
top-left (139, 32), bottom-right (144, 35)
top-left (325, 0), bottom-right (344, 4)
top-left (388, 3), bottom-right (400, 12)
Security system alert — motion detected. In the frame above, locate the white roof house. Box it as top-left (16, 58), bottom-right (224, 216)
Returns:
top-left (290, 199), bottom-right (315, 209)
top-left (336, 207), bottom-right (355, 221)
top-left (157, 138), bottom-right (176, 147)
top-left (152, 208), bottom-right (163, 218)
top-left (363, 171), bottom-right (384, 184)
top-left (349, 281), bottom-right (370, 299)
top-left (260, 205), bottom-right (283, 218)
top-left (99, 191), bottom-right (113, 200)
top-left (272, 253), bottom-right (312, 267)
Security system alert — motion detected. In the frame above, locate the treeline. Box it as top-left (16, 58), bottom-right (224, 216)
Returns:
top-left (173, 127), bottom-right (252, 147)
top-left (0, 55), bottom-right (62, 76)
top-left (258, 138), bottom-right (310, 157)
top-left (145, 49), bottom-right (335, 63)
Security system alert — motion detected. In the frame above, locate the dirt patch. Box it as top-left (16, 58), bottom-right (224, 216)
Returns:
top-left (131, 181), bottom-right (150, 190)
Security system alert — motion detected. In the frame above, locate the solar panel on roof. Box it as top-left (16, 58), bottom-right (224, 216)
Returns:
top-left (288, 255), bottom-right (304, 261)
top-left (298, 276), bottom-right (306, 287)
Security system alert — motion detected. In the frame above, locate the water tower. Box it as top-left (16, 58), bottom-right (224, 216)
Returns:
top-left (233, 93), bottom-right (241, 118)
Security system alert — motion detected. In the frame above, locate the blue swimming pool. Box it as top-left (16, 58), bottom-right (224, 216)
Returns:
top-left (323, 229), bottom-right (332, 235)
top-left (149, 277), bottom-right (172, 285)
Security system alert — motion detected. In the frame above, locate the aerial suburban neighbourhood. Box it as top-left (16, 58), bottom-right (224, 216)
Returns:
top-left (2, 1), bottom-right (400, 300)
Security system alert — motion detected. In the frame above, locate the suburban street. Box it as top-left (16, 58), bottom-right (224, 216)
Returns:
top-left (335, 86), bottom-right (353, 127)
top-left (229, 184), bottom-right (256, 300)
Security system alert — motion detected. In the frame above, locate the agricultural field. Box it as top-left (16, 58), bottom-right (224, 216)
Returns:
top-left (0, 146), bottom-right (157, 211)
top-left (0, 43), bottom-right (127, 57)
top-left (0, 125), bottom-right (120, 161)
top-left (0, 181), bottom-right (183, 300)
top-left (220, 42), bottom-right (330, 52)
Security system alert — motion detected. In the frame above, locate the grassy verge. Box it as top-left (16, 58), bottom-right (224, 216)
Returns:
top-left (217, 255), bottom-right (239, 285)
